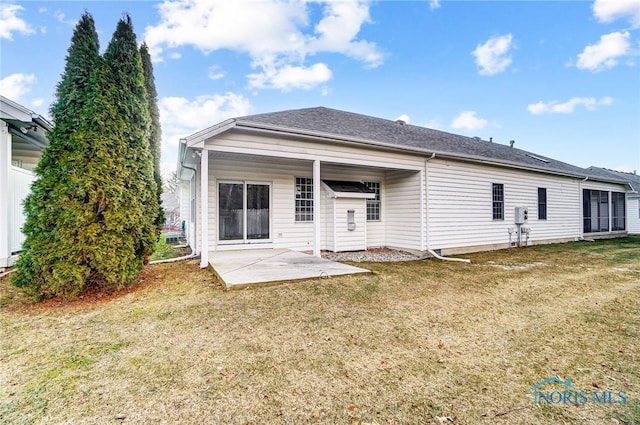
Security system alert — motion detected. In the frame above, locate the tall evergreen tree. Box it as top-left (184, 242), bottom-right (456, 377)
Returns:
top-left (139, 42), bottom-right (164, 229)
top-left (103, 15), bottom-right (159, 266)
top-left (13, 13), bottom-right (160, 299)
top-left (13, 13), bottom-right (104, 298)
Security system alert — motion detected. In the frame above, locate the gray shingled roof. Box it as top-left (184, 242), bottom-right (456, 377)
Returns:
top-left (235, 107), bottom-right (622, 182)
top-left (587, 167), bottom-right (640, 193)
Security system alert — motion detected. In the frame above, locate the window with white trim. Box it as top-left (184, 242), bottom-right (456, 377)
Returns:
top-left (364, 181), bottom-right (381, 221)
top-left (538, 188), bottom-right (547, 220)
top-left (492, 183), bottom-right (504, 220)
top-left (295, 177), bottom-right (313, 222)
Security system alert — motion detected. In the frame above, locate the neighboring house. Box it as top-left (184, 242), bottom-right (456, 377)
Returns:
top-left (587, 166), bottom-right (640, 235)
top-left (177, 107), bottom-right (631, 267)
top-left (161, 188), bottom-right (180, 229)
top-left (0, 95), bottom-right (52, 269)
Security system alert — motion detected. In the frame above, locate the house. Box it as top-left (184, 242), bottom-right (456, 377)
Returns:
top-left (177, 107), bottom-right (631, 268)
top-left (0, 95), bottom-right (52, 269)
top-left (586, 167), bottom-right (640, 235)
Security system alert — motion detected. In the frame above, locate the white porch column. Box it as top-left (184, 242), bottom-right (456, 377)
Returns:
top-left (608, 191), bottom-right (613, 232)
top-left (200, 150), bottom-right (209, 268)
top-left (313, 159), bottom-right (321, 257)
top-left (0, 123), bottom-right (9, 267)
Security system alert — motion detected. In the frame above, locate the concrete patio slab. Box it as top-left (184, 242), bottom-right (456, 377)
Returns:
top-left (209, 249), bottom-right (370, 289)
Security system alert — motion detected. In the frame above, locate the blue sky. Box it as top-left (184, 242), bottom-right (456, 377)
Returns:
top-left (1, 0), bottom-right (639, 176)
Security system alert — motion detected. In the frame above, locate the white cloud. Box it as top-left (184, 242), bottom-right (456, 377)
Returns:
top-left (430, 0), bottom-right (441, 10)
top-left (527, 96), bottom-right (614, 114)
top-left (158, 92), bottom-right (251, 174)
top-left (158, 92), bottom-right (251, 148)
top-left (472, 34), bottom-right (514, 76)
top-left (576, 31), bottom-right (631, 72)
top-left (593, 0), bottom-right (640, 28)
top-left (424, 118), bottom-right (443, 130)
top-left (307, 1), bottom-right (384, 68)
top-left (144, 0), bottom-right (383, 90)
top-left (0, 73), bottom-right (36, 101)
top-left (248, 62), bottom-right (332, 90)
top-left (30, 98), bottom-right (44, 108)
top-left (613, 164), bottom-right (636, 173)
top-left (208, 65), bottom-right (225, 81)
top-left (451, 111), bottom-right (489, 130)
top-left (395, 114), bottom-right (410, 123)
top-left (53, 10), bottom-right (75, 26)
top-left (0, 3), bottom-right (34, 39)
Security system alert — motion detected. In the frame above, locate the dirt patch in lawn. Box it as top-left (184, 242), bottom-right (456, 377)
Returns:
top-left (1, 238), bottom-right (639, 425)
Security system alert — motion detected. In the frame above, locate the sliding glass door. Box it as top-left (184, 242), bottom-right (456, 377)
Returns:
top-left (219, 181), bottom-right (270, 243)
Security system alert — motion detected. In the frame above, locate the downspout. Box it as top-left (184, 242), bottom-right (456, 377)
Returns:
top-left (579, 176), bottom-right (588, 240)
top-left (424, 153), bottom-right (471, 264)
top-left (181, 164), bottom-right (198, 256)
top-left (178, 139), bottom-right (199, 257)
top-left (424, 153), bottom-right (435, 251)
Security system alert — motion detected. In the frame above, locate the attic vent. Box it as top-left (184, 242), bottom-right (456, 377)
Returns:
top-left (396, 119), bottom-right (406, 125)
top-left (526, 153), bottom-right (550, 163)
top-left (473, 136), bottom-right (481, 141)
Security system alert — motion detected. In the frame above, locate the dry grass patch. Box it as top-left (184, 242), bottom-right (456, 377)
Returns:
top-left (1, 237), bottom-right (639, 424)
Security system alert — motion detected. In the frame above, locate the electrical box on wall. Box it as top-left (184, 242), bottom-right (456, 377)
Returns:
top-left (515, 207), bottom-right (528, 224)
top-left (347, 210), bottom-right (356, 231)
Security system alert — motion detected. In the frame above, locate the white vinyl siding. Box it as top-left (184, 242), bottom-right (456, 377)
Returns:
top-left (322, 165), bottom-right (386, 248)
top-left (331, 198), bottom-right (367, 252)
top-left (8, 166), bottom-right (35, 254)
top-left (385, 170), bottom-right (423, 251)
top-left (206, 132), bottom-right (425, 171)
top-left (627, 197), bottom-right (640, 234)
top-left (205, 154), bottom-right (417, 252)
top-left (323, 189), bottom-right (334, 250)
top-left (208, 156), bottom-right (314, 251)
top-left (427, 159), bottom-right (582, 251)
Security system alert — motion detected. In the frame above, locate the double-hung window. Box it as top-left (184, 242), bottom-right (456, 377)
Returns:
top-left (492, 183), bottom-right (504, 220)
top-left (538, 188), bottom-right (547, 220)
top-left (364, 182), bottom-right (381, 221)
top-left (295, 177), bottom-right (314, 222)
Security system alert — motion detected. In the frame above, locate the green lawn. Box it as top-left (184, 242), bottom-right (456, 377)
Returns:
top-left (1, 237), bottom-right (639, 424)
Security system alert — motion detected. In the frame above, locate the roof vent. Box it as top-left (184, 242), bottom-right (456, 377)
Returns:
top-left (509, 140), bottom-right (515, 148)
top-left (526, 153), bottom-right (550, 163)
top-left (473, 136), bottom-right (481, 141)
top-left (489, 137), bottom-right (493, 143)
top-left (396, 119), bottom-right (406, 125)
